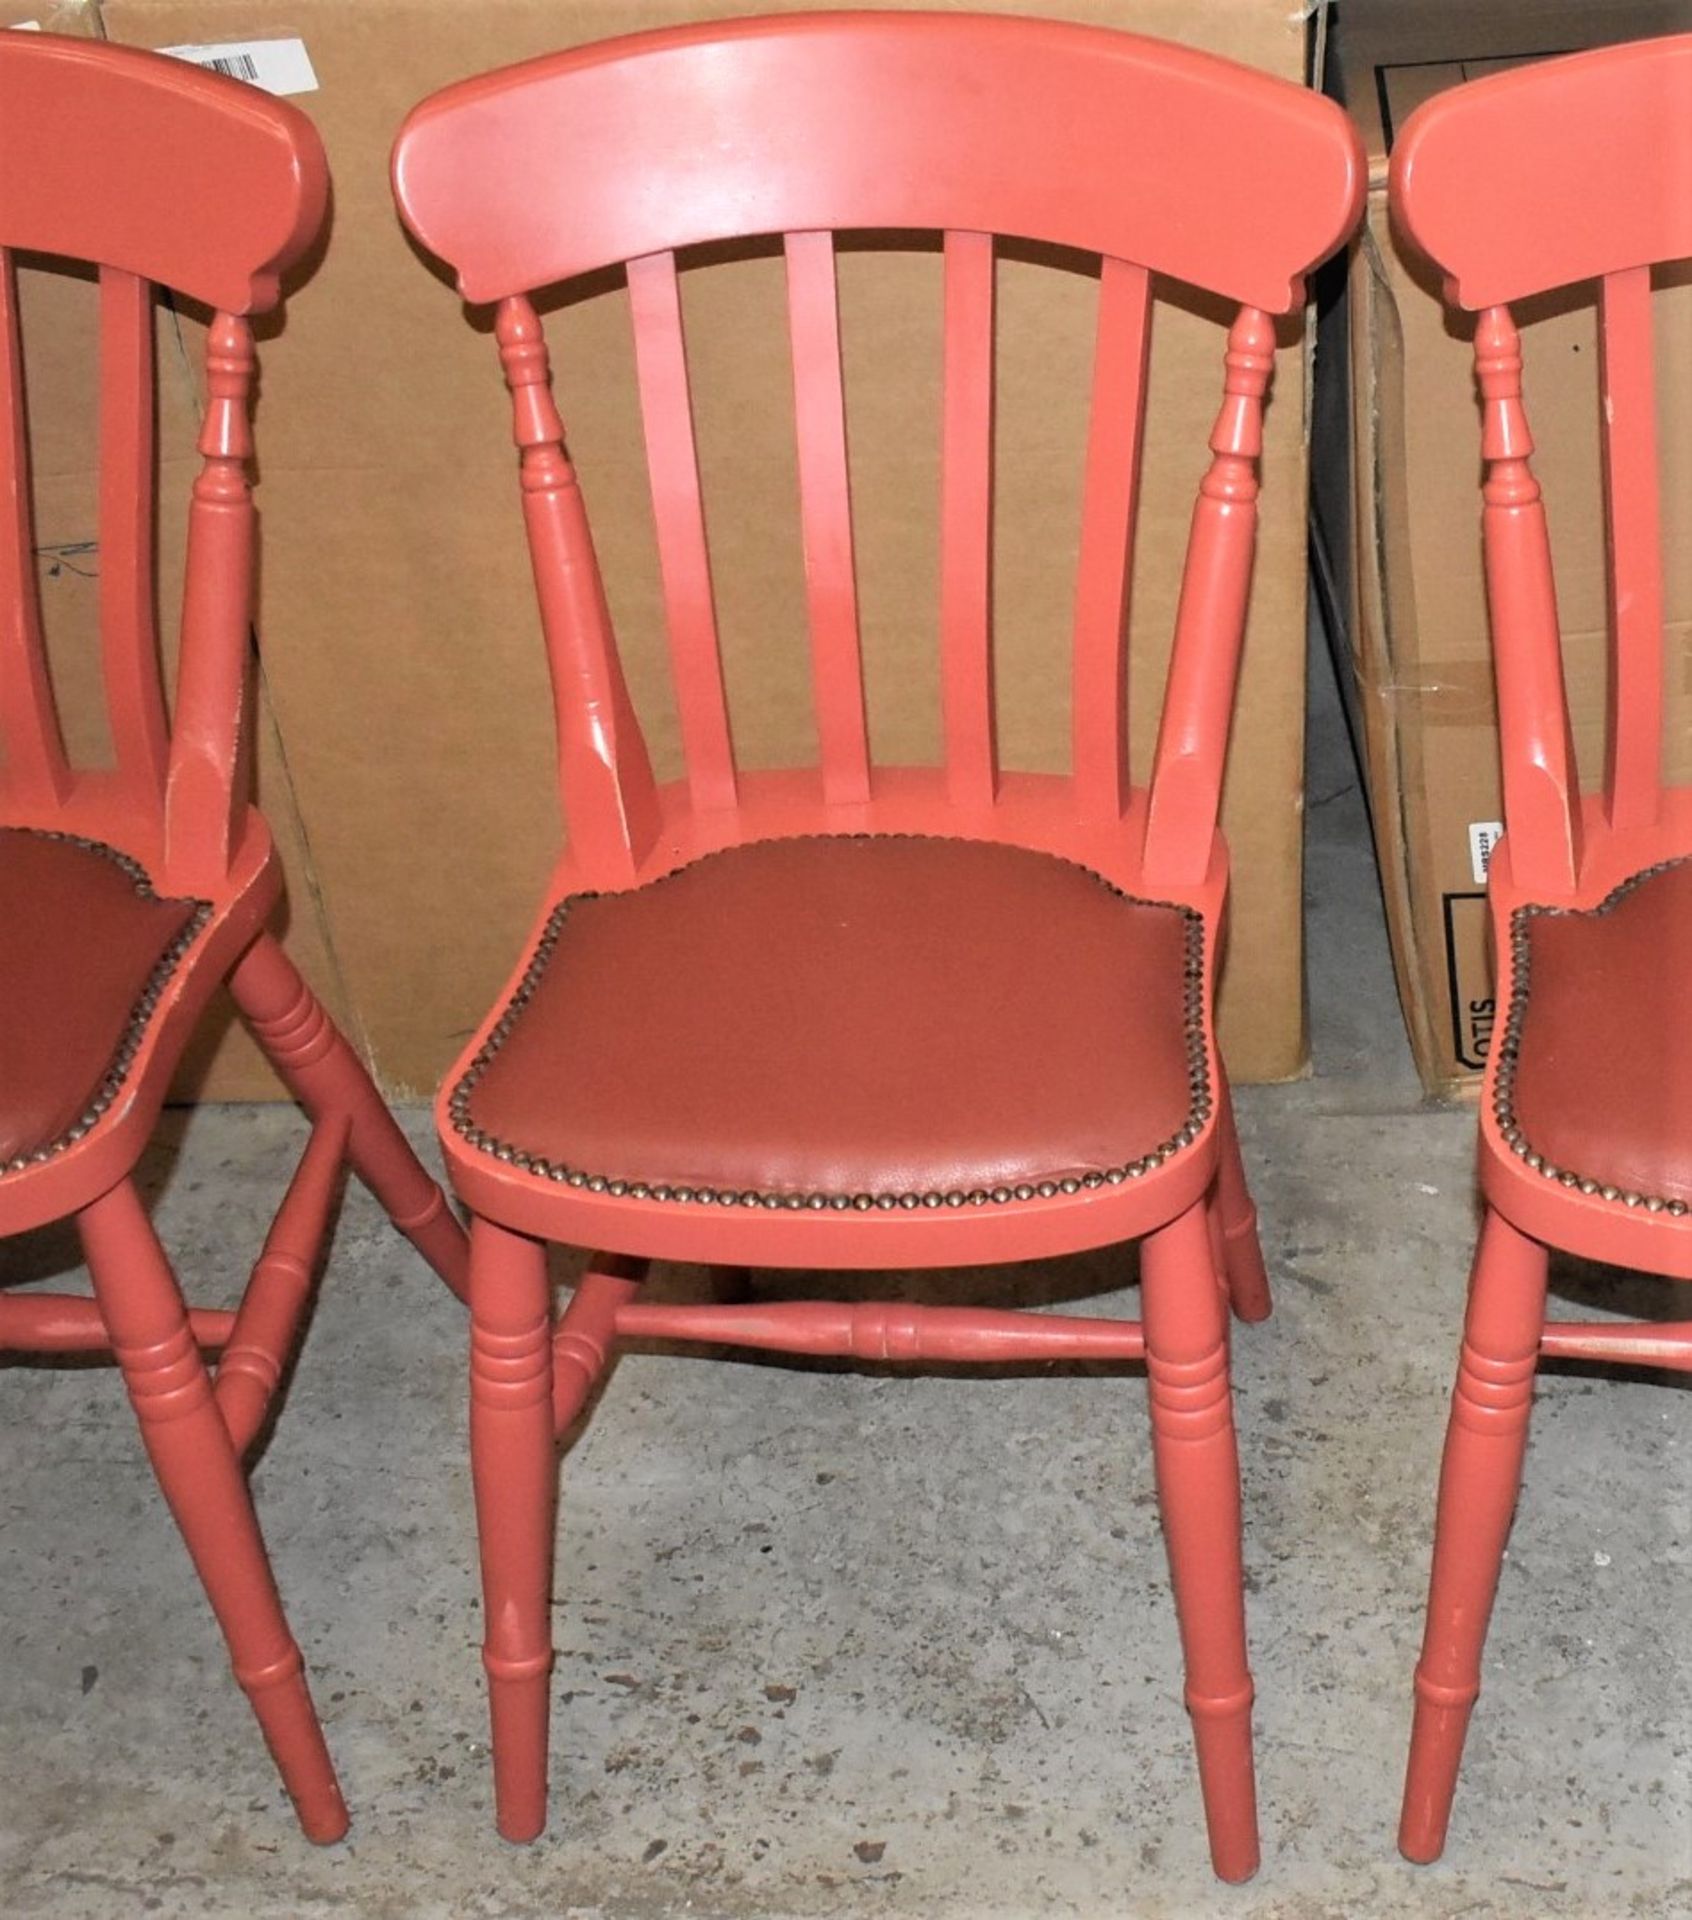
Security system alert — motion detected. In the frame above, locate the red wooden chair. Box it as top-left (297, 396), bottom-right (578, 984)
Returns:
top-left (1390, 35), bottom-right (1692, 1863)
top-left (393, 12), bottom-right (1361, 1880)
top-left (0, 35), bottom-right (468, 1843)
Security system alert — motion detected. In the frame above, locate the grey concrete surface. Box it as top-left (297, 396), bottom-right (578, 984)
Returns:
top-left (3, 639), bottom-right (1690, 1917)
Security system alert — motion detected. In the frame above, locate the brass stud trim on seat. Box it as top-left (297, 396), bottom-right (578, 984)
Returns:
top-left (1492, 856), bottom-right (1692, 1220)
top-left (0, 829), bottom-right (212, 1179)
top-left (448, 832), bottom-right (1214, 1210)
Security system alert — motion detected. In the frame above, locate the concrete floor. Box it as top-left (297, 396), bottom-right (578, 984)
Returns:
top-left (3, 640), bottom-right (1691, 1918)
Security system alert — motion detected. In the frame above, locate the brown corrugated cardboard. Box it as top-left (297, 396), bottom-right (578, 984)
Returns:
top-left (74, 0), bottom-right (1316, 1095)
top-left (1324, 0), bottom-right (1692, 1093)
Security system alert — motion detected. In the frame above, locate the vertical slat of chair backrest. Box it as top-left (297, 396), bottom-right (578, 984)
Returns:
top-left (498, 294), bottom-right (660, 880)
top-left (98, 265), bottom-right (168, 801)
top-left (1142, 306), bottom-right (1273, 887)
top-left (1071, 257), bottom-right (1151, 824)
top-left (626, 249), bottom-right (737, 813)
top-left (939, 229), bottom-right (996, 809)
top-left (165, 312), bottom-right (256, 886)
top-left (0, 247), bottom-right (71, 805)
top-left (1597, 265), bottom-right (1662, 832)
top-left (783, 230), bottom-right (871, 806)
top-left (1473, 303), bottom-right (1582, 897)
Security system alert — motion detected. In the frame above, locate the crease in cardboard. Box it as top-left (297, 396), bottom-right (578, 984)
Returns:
top-left (1559, 620), bottom-right (1692, 694)
top-left (1297, 0), bottom-right (1335, 444)
top-left (1354, 216), bottom-right (1442, 1079)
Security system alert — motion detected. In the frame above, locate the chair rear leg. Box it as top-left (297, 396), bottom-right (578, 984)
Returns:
top-left (469, 1217), bottom-right (559, 1841)
top-left (1204, 1189), bottom-right (1232, 1314)
top-left (78, 1180), bottom-right (346, 1843)
top-left (1141, 1200), bottom-right (1258, 1882)
top-left (1213, 1073), bottom-right (1271, 1323)
top-left (230, 932), bottom-right (469, 1300)
top-left (1400, 1206), bottom-right (1547, 1864)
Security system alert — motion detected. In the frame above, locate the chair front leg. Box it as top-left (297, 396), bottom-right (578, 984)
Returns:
top-left (469, 1216), bottom-right (558, 1842)
top-left (1400, 1206), bottom-right (1548, 1863)
top-left (229, 931), bottom-right (469, 1300)
top-left (78, 1180), bottom-right (346, 1843)
top-left (1141, 1199), bottom-right (1258, 1882)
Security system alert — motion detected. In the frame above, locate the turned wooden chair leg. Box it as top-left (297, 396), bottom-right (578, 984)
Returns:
top-left (78, 1179), bottom-right (346, 1844)
top-left (1213, 1074), bottom-right (1271, 1323)
top-left (1400, 1206), bottom-right (1548, 1864)
top-left (230, 932), bottom-right (468, 1300)
top-left (1141, 1200), bottom-right (1259, 1882)
top-left (469, 1217), bottom-right (560, 1842)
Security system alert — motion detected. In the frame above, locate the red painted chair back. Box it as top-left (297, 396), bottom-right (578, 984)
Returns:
top-left (1390, 33), bottom-right (1692, 898)
top-left (393, 12), bottom-right (1363, 889)
top-left (0, 32), bottom-right (326, 888)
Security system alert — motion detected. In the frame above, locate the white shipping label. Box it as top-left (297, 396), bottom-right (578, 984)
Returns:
top-left (1468, 819), bottom-right (1505, 886)
top-left (160, 37), bottom-right (318, 96)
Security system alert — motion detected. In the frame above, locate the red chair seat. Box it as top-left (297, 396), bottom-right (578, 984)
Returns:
top-left (0, 828), bottom-right (207, 1171)
top-left (1497, 855), bottom-right (1692, 1212)
top-left (450, 834), bottom-right (1209, 1208)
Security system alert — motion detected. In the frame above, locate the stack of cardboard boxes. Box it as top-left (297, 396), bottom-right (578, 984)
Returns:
top-left (1321, 0), bottom-right (1692, 1091)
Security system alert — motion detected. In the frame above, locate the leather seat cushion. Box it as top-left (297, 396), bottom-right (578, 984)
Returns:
top-left (1498, 856), bottom-right (1692, 1210)
top-left (0, 829), bottom-right (208, 1171)
top-left (451, 834), bottom-right (1210, 1208)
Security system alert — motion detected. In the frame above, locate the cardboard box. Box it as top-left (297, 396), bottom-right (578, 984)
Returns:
top-left (62, 0), bottom-right (1316, 1095)
top-left (1321, 0), bottom-right (1692, 1093)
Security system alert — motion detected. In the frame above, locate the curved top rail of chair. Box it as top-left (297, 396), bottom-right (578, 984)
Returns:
top-left (1390, 32), bottom-right (1692, 309)
top-left (392, 9), bottom-right (1365, 311)
top-left (0, 31), bottom-right (327, 313)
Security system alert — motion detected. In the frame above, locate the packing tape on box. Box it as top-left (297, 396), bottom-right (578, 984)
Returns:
top-left (1371, 659), bottom-right (1498, 726)
top-left (1375, 640), bottom-right (1692, 740)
